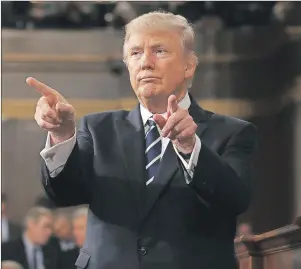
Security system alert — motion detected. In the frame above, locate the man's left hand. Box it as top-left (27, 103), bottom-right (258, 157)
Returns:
top-left (153, 95), bottom-right (197, 154)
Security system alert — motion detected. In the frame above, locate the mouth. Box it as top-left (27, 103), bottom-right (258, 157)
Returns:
top-left (139, 77), bottom-right (160, 82)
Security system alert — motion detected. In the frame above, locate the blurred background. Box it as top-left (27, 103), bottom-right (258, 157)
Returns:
top-left (2, 0), bottom-right (301, 268)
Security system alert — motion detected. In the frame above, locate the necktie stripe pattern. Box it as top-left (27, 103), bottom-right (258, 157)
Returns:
top-left (145, 137), bottom-right (161, 154)
top-left (146, 176), bottom-right (155, 185)
top-left (145, 118), bottom-right (162, 185)
top-left (145, 125), bottom-right (156, 138)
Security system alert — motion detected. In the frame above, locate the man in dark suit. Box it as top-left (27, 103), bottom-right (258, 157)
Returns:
top-left (26, 11), bottom-right (257, 269)
top-left (53, 213), bottom-right (76, 252)
top-left (1, 193), bottom-right (22, 243)
top-left (2, 207), bottom-right (60, 269)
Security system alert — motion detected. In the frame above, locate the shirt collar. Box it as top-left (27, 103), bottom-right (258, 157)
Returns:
top-left (23, 233), bottom-right (41, 251)
top-left (140, 92), bottom-right (191, 126)
top-left (1, 216), bottom-right (8, 223)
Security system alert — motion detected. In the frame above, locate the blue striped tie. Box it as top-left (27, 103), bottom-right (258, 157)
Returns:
top-left (145, 118), bottom-right (162, 185)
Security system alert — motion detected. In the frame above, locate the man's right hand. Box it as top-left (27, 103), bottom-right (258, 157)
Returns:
top-left (26, 77), bottom-right (76, 145)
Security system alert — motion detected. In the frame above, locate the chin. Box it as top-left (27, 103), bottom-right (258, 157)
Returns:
top-left (138, 85), bottom-right (162, 99)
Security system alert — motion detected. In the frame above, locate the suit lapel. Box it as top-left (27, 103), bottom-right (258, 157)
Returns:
top-left (42, 245), bottom-right (56, 269)
top-left (19, 238), bottom-right (30, 269)
top-left (188, 94), bottom-right (208, 137)
top-left (116, 105), bottom-right (147, 218)
top-left (141, 94), bottom-right (209, 220)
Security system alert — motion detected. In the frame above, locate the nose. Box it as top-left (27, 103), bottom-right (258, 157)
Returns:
top-left (140, 51), bottom-right (155, 70)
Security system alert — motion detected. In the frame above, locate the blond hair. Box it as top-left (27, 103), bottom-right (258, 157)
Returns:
top-left (24, 206), bottom-right (52, 227)
top-left (123, 10), bottom-right (198, 65)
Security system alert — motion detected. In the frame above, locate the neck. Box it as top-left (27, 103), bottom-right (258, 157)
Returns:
top-left (61, 235), bottom-right (71, 241)
top-left (24, 230), bottom-right (36, 245)
top-left (140, 90), bottom-right (187, 114)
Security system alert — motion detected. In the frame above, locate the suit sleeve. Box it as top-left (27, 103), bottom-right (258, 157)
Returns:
top-left (1, 242), bottom-right (13, 261)
top-left (1, 243), bottom-right (8, 260)
top-left (190, 122), bottom-right (258, 215)
top-left (41, 116), bottom-right (94, 207)
top-left (40, 132), bottom-right (76, 178)
top-left (9, 222), bottom-right (22, 241)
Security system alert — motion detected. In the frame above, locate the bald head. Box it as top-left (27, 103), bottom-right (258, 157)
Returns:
top-left (54, 214), bottom-right (72, 240)
top-left (2, 261), bottom-right (24, 269)
top-left (72, 207), bottom-right (88, 247)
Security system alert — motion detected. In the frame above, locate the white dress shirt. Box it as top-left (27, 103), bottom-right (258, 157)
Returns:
top-left (40, 92), bottom-right (201, 182)
top-left (59, 239), bottom-right (76, 252)
top-left (2, 216), bottom-right (9, 242)
top-left (23, 234), bottom-right (44, 269)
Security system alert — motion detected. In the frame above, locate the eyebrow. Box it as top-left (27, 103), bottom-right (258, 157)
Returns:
top-left (129, 46), bottom-right (142, 51)
top-left (128, 43), bottom-right (167, 51)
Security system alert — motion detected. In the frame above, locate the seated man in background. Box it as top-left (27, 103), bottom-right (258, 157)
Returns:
top-left (59, 207), bottom-right (88, 269)
top-left (1, 207), bottom-right (60, 269)
top-left (53, 213), bottom-right (75, 252)
top-left (2, 261), bottom-right (24, 269)
top-left (2, 193), bottom-right (22, 243)
top-left (72, 207), bottom-right (88, 250)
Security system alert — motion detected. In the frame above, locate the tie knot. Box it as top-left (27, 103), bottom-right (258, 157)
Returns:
top-left (148, 118), bottom-right (156, 128)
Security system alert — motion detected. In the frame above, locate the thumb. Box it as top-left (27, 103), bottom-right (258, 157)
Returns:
top-left (56, 102), bottom-right (74, 120)
top-left (153, 114), bottom-right (166, 130)
top-left (47, 94), bottom-right (58, 108)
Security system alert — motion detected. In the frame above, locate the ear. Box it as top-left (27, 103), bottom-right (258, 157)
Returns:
top-left (27, 219), bottom-right (35, 230)
top-left (184, 53), bottom-right (197, 80)
top-left (123, 58), bottom-right (128, 68)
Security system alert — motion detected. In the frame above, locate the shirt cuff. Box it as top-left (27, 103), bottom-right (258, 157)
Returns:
top-left (173, 135), bottom-right (201, 180)
top-left (40, 132), bottom-right (76, 176)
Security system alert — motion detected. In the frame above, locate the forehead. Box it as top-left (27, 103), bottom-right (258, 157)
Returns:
top-left (55, 218), bottom-right (69, 225)
top-left (38, 215), bottom-right (52, 224)
top-left (126, 29), bottom-right (182, 49)
top-left (56, 215), bottom-right (68, 222)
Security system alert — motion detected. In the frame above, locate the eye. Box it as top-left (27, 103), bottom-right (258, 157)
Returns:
top-left (131, 51), bottom-right (141, 56)
top-left (156, 48), bottom-right (167, 54)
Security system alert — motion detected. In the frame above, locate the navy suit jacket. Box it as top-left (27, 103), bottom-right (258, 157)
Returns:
top-left (1, 237), bottom-right (60, 269)
top-left (42, 95), bottom-right (257, 269)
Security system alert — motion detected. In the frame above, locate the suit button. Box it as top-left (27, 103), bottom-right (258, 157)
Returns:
top-left (139, 247), bottom-right (148, 256)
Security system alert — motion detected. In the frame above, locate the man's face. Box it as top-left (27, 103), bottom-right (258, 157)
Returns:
top-left (2, 201), bottom-right (6, 216)
top-left (54, 216), bottom-right (72, 240)
top-left (72, 215), bottom-right (87, 247)
top-left (28, 215), bottom-right (53, 245)
top-left (125, 28), bottom-right (196, 108)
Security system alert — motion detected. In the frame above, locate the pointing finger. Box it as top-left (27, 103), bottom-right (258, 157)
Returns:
top-left (26, 77), bottom-right (67, 104)
top-left (167, 95), bottom-right (178, 114)
top-left (26, 77), bottom-right (57, 97)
